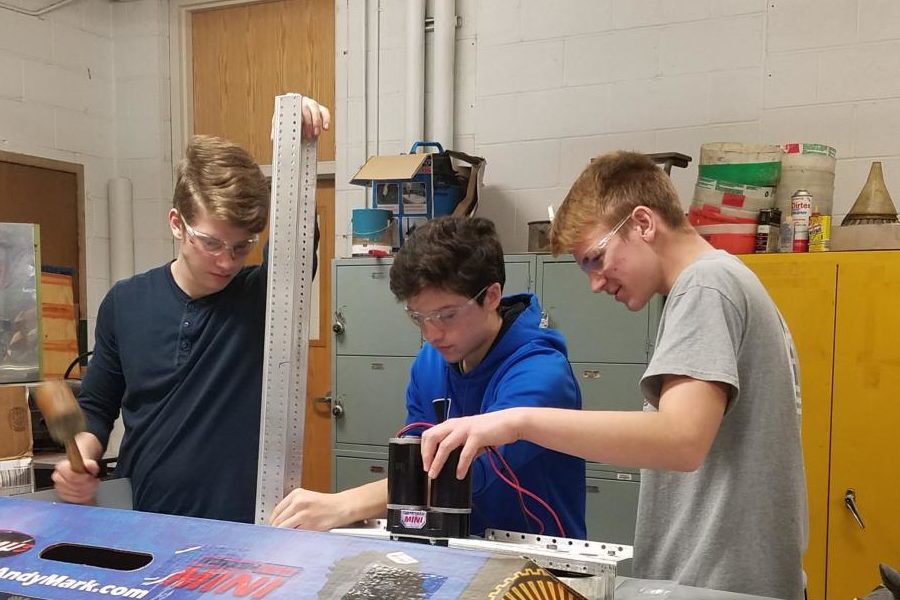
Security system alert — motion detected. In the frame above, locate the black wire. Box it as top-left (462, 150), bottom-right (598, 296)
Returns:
top-left (64, 350), bottom-right (93, 379)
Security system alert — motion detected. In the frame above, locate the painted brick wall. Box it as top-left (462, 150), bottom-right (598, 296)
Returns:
top-left (111, 0), bottom-right (173, 278)
top-left (0, 0), bottom-right (171, 340)
top-left (338, 0), bottom-right (900, 252)
top-left (5, 0), bottom-right (900, 288)
top-left (0, 0), bottom-right (114, 337)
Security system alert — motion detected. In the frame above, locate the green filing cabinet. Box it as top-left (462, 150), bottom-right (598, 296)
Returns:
top-left (538, 257), bottom-right (653, 363)
top-left (537, 255), bottom-right (660, 546)
top-left (331, 255), bottom-right (536, 494)
top-left (572, 362), bottom-right (645, 478)
top-left (334, 455), bottom-right (389, 492)
top-left (333, 261), bottom-right (420, 356)
top-left (586, 472), bottom-right (640, 575)
top-left (333, 355), bottom-right (415, 447)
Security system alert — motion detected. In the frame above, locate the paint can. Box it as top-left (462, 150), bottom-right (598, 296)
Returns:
top-left (809, 213), bottom-right (832, 252)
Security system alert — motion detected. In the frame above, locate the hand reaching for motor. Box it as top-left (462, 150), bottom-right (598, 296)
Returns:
top-left (420, 408), bottom-right (525, 480)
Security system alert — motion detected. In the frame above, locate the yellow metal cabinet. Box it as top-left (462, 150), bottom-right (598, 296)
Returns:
top-left (828, 256), bottom-right (900, 600)
top-left (742, 251), bottom-right (900, 600)
top-left (742, 254), bottom-right (836, 600)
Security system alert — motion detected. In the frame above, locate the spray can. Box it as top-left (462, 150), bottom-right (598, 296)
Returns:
top-left (791, 189), bottom-right (813, 252)
top-left (809, 211), bottom-right (832, 252)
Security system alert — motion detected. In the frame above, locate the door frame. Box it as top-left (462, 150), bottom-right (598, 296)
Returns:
top-left (168, 0), bottom-right (269, 168)
top-left (168, 0), bottom-right (337, 180)
top-left (168, 0), bottom-right (337, 343)
top-left (0, 150), bottom-right (86, 320)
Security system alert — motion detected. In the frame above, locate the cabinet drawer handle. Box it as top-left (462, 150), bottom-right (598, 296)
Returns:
top-left (371, 271), bottom-right (385, 279)
top-left (370, 363), bottom-right (384, 370)
top-left (369, 466), bottom-right (385, 474)
top-left (332, 311), bottom-right (346, 335)
top-left (844, 488), bottom-right (866, 529)
top-left (582, 370), bottom-right (601, 379)
top-left (587, 485), bottom-right (600, 494)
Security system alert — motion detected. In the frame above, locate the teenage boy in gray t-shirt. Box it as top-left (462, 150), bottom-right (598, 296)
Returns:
top-left (419, 151), bottom-right (808, 600)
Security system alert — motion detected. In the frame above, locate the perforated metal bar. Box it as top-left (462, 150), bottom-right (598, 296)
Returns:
top-left (255, 94), bottom-right (318, 524)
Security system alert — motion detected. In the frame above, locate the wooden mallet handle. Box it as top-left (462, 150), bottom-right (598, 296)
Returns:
top-left (33, 381), bottom-right (89, 474)
top-left (65, 440), bottom-right (87, 474)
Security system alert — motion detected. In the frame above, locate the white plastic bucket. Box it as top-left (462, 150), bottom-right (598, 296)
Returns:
top-left (698, 143), bottom-right (783, 187)
top-left (775, 143), bottom-right (837, 216)
top-left (692, 177), bottom-right (776, 213)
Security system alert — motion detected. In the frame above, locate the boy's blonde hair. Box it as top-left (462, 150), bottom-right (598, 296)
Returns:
top-left (173, 135), bottom-right (269, 233)
top-left (551, 151), bottom-right (688, 255)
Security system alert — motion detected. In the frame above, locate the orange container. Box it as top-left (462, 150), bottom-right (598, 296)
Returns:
top-left (695, 224), bottom-right (757, 255)
top-left (689, 204), bottom-right (759, 227)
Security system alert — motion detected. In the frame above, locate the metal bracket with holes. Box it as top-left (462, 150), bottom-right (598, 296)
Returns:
top-left (329, 521), bottom-right (631, 600)
top-left (254, 94), bottom-right (318, 524)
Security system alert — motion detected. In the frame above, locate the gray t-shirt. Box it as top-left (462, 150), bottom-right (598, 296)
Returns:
top-left (633, 250), bottom-right (808, 600)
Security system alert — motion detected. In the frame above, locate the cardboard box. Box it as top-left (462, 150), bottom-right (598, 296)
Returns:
top-left (351, 153), bottom-right (435, 248)
top-left (350, 147), bottom-right (486, 248)
top-left (0, 457), bottom-right (34, 497)
top-left (0, 497), bottom-right (586, 600)
top-left (0, 386), bottom-right (34, 498)
top-left (831, 222), bottom-right (900, 251)
top-left (0, 386), bottom-right (31, 460)
top-left (446, 150), bottom-right (485, 219)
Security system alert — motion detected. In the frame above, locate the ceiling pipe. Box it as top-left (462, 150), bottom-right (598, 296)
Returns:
top-left (432, 0), bottom-right (455, 150)
top-left (405, 0), bottom-right (425, 151)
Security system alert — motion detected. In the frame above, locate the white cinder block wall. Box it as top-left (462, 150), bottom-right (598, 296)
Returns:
top-left (112, 0), bottom-right (173, 277)
top-left (4, 0), bottom-right (900, 316)
top-left (0, 0), bottom-right (171, 341)
top-left (337, 0), bottom-right (900, 252)
top-left (0, 0), bottom-right (115, 341)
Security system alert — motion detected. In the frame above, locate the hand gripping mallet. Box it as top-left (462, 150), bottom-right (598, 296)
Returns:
top-left (33, 380), bottom-right (88, 474)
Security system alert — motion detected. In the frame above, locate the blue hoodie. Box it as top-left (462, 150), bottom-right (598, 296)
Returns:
top-left (406, 293), bottom-right (586, 538)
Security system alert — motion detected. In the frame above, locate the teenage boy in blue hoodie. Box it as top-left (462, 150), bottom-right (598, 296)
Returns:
top-left (272, 216), bottom-right (586, 538)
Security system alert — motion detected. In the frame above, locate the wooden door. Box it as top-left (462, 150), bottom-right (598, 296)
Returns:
top-left (828, 255), bottom-right (900, 599)
top-left (190, 0), bottom-right (335, 492)
top-left (743, 255), bottom-right (838, 600)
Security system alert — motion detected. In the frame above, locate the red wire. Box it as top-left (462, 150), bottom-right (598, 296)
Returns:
top-left (396, 421), bottom-right (434, 437)
top-left (486, 448), bottom-right (545, 535)
top-left (487, 446), bottom-right (567, 539)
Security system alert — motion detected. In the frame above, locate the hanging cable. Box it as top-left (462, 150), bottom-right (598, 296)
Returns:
top-left (0, 0), bottom-right (79, 17)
